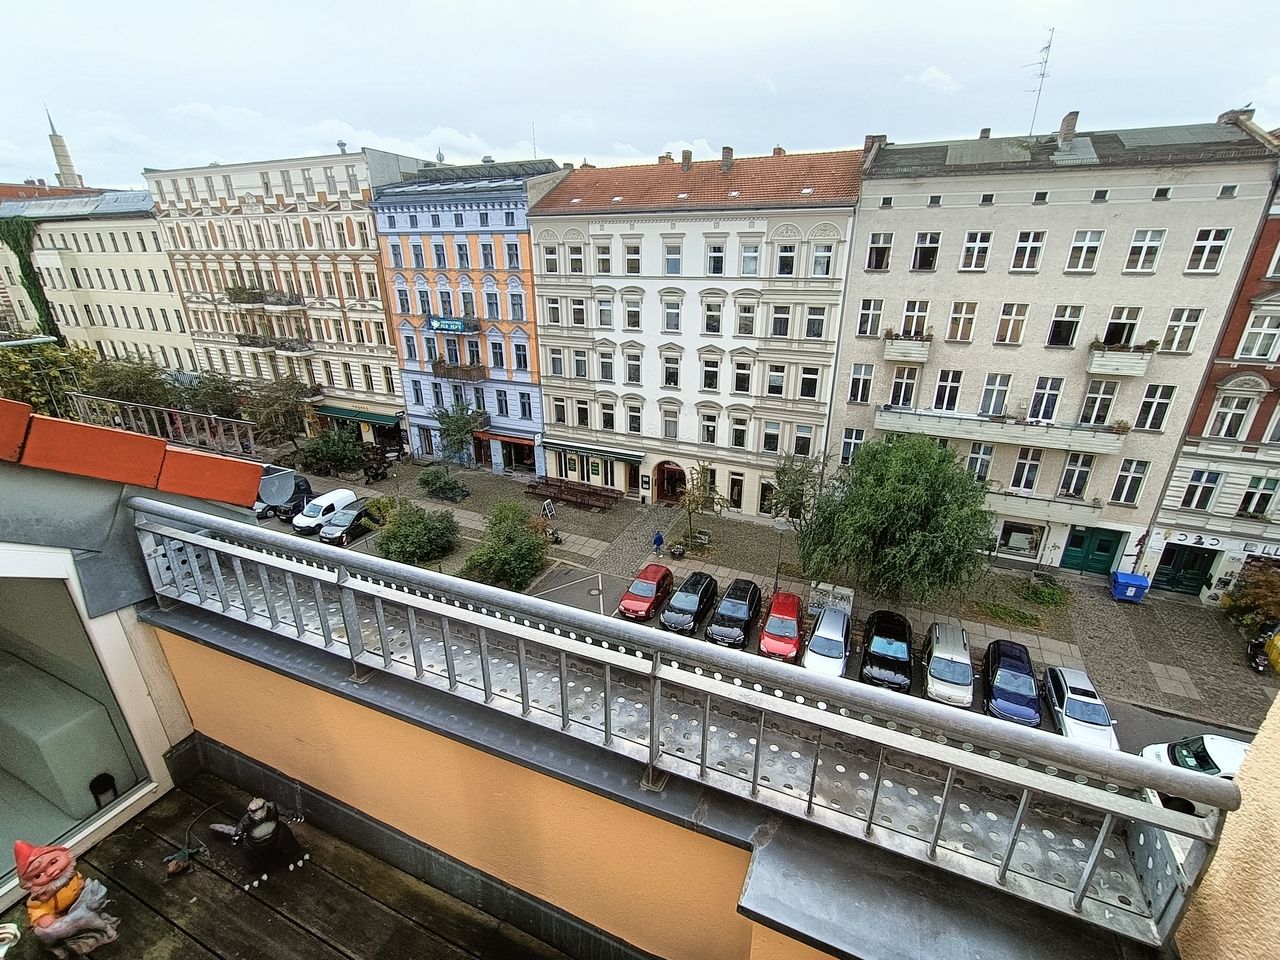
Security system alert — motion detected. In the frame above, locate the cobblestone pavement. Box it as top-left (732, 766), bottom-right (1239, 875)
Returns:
top-left (596, 505), bottom-right (684, 577)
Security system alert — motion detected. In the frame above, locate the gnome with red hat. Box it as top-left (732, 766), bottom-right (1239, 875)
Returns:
top-left (12, 840), bottom-right (118, 958)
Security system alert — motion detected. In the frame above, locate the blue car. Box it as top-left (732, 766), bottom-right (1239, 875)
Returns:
top-left (981, 639), bottom-right (1041, 727)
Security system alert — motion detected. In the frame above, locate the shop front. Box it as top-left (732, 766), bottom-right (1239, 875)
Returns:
top-left (313, 404), bottom-right (405, 449)
top-left (543, 439), bottom-right (644, 496)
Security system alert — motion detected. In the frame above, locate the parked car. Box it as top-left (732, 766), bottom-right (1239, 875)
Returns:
top-left (318, 499), bottom-right (377, 546)
top-left (922, 623), bottom-right (973, 708)
top-left (759, 592), bottom-right (805, 662)
top-left (618, 563), bottom-right (674, 621)
top-left (858, 611), bottom-right (914, 693)
top-left (1042, 666), bottom-right (1119, 750)
top-left (800, 607), bottom-right (852, 678)
top-left (259, 475), bottom-right (314, 521)
top-left (1140, 734), bottom-right (1251, 816)
top-left (292, 488), bottom-right (358, 535)
top-left (981, 639), bottom-right (1042, 727)
top-left (705, 578), bottom-right (762, 648)
top-left (658, 572), bottom-right (718, 634)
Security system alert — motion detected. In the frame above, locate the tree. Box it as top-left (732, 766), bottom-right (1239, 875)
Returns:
top-left (434, 402), bottom-right (487, 470)
top-left (801, 435), bottom-right (994, 601)
top-left (0, 216), bottom-right (63, 344)
top-left (1223, 563), bottom-right (1280, 636)
top-left (678, 460), bottom-right (729, 548)
top-left (81, 358), bottom-right (179, 407)
top-left (180, 371), bottom-right (247, 419)
top-left (298, 428), bottom-right (365, 476)
top-left (770, 452), bottom-right (833, 537)
top-left (241, 376), bottom-right (313, 450)
top-left (460, 500), bottom-right (548, 590)
top-left (370, 497), bottom-right (459, 566)
top-left (0, 343), bottom-right (98, 415)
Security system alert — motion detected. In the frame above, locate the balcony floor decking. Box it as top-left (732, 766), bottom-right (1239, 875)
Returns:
top-left (1, 775), bottom-right (569, 960)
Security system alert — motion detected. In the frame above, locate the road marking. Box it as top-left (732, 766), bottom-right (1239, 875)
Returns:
top-left (533, 571), bottom-right (598, 597)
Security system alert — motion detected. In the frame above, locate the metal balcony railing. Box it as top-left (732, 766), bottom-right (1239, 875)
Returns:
top-left (69, 394), bottom-right (258, 457)
top-left (431, 358), bottom-right (488, 381)
top-left (129, 496), bottom-right (1238, 950)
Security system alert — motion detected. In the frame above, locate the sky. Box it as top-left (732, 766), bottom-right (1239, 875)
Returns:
top-left (3, 0), bottom-right (1278, 190)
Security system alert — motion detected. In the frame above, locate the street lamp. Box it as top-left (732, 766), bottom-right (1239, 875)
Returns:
top-left (772, 515), bottom-right (790, 593)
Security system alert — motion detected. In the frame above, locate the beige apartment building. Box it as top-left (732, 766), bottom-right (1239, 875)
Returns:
top-left (143, 147), bottom-right (431, 445)
top-left (0, 191), bottom-right (198, 371)
top-left (831, 111), bottom-right (1278, 575)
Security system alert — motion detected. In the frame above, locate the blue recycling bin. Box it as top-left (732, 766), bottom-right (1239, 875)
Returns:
top-left (1110, 571), bottom-right (1150, 603)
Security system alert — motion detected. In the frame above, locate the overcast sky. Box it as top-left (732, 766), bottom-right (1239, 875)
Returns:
top-left (3, 0), bottom-right (1277, 189)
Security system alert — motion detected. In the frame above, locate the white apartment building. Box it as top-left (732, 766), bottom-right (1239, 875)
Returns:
top-left (0, 192), bottom-right (198, 371)
top-left (831, 111), bottom-right (1278, 575)
top-left (529, 147), bottom-right (860, 516)
top-left (143, 147), bottom-right (431, 446)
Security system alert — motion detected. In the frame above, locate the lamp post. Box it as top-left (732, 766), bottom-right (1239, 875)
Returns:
top-left (772, 515), bottom-right (790, 593)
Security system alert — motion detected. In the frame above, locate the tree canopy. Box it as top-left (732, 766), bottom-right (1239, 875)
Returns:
top-left (1223, 563), bottom-right (1280, 636)
top-left (240, 376), bottom-right (312, 449)
top-left (434, 401), bottom-right (487, 469)
top-left (0, 343), bottom-right (99, 415)
top-left (371, 497), bottom-right (460, 567)
top-left (800, 435), bottom-right (994, 601)
top-left (81, 358), bottom-right (180, 407)
top-left (769, 451), bottom-right (832, 537)
top-left (460, 500), bottom-right (548, 590)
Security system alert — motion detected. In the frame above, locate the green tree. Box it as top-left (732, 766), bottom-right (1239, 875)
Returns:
top-left (801, 435), bottom-right (994, 601)
top-left (0, 343), bottom-right (98, 415)
top-left (298, 428), bottom-right (365, 475)
top-left (434, 402), bottom-right (487, 470)
top-left (0, 216), bottom-right (62, 344)
top-left (370, 497), bottom-right (459, 566)
top-left (241, 376), bottom-right (313, 450)
top-left (460, 500), bottom-right (548, 590)
top-left (81, 358), bottom-right (179, 407)
top-left (1223, 563), bottom-right (1280, 636)
top-left (180, 371), bottom-right (247, 418)
top-left (679, 460), bottom-right (729, 548)
top-left (770, 452), bottom-right (833, 537)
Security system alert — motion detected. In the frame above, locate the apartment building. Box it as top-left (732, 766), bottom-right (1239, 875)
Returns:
top-left (143, 147), bottom-right (431, 446)
top-left (830, 110), bottom-right (1278, 574)
top-left (0, 192), bottom-right (198, 370)
top-left (1154, 181), bottom-right (1280, 600)
top-left (529, 146), bottom-right (860, 515)
top-left (372, 159), bottom-right (566, 472)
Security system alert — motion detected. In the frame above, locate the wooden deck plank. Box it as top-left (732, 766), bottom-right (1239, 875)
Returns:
top-left (138, 786), bottom-right (476, 960)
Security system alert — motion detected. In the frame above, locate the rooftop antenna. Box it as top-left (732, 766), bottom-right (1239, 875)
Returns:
top-left (1026, 27), bottom-right (1055, 137)
top-left (531, 121), bottom-right (537, 159)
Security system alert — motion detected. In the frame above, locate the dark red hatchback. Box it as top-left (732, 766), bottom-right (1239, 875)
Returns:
top-left (618, 563), bottom-right (674, 621)
top-left (759, 591), bottom-right (804, 662)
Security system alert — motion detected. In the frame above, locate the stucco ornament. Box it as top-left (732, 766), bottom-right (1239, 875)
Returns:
top-left (771, 223), bottom-right (801, 239)
top-left (12, 841), bottom-right (119, 958)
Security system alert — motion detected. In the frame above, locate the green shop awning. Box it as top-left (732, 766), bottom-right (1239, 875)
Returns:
top-left (314, 404), bottom-right (403, 427)
top-left (542, 438), bottom-right (644, 464)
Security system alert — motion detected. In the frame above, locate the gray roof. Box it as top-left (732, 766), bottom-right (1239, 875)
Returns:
top-left (867, 122), bottom-right (1275, 179)
top-left (0, 190), bottom-right (156, 222)
top-left (375, 159), bottom-right (560, 200)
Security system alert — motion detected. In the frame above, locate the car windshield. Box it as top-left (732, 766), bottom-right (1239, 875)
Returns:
top-left (628, 580), bottom-right (657, 598)
top-left (807, 633), bottom-right (845, 658)
top-left (869, 635), bottom-right (908, 660)
top-left (764, 615), bottom-right (798, 639)
top-left (993, 668), bottom-right (1036, 697)
top-left (1171, 737), bottom-right (1220, 775)
top-left (301, 501), bottom-right (323, 517)
top-left (1065, 696), bottom-right (1111, 726)
top-left (929, 658), bottom-right (972, 686)
top-left (330, 509), bottom-right (358, 525)
top-left (669, 592), bottom-right (699, 613)
top-left (718, 599), bottom-right (749, 620)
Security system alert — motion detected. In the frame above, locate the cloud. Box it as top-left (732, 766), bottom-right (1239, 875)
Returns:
top-left (755, 74), bottom-right (778, 95)
top-left (1247, 74), bottom-right (1280, 129)
top-left (903, 66), bottom-right (960, 96)
top-left (557, 110), bottom-right (596, 133)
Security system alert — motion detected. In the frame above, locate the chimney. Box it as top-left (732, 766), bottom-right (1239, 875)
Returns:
top-left (1218, 107), bottom-right (1257, 125)
top-left (23, 178), bottom-right (35, 186)
top-left (580, 159), bottom-right (595, 170)
top-left (720, 146), bottom-right (733, 172)
top-left (772, 145), bottom-right (785, 157)
top-left (979, 127), bottom-right (991, 139)
top-left (657, 152), bottom-right (674, 164)
top-left (1057, 111), bottom-right (1079, 148)
top-left (561, 162), bottom-right (574, 170)
top-left (336, 139), bottom-right (348, 154)
top-left (37, 178), bottom-right (46, 187)
top-left (681, 149), bottom-right (692, 172)
top-left (863, 134), bottom-right (887, 155)
top-left (481, 155), bottom-right (495, 164)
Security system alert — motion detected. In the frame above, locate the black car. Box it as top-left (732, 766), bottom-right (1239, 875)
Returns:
top-left (982, 639), bottom-right (1042, 727)
top-left (658, 572), bottom-right (719, 634)
top-left (263, 475), bottom-right (315, 521)
top-left (858, 610), bottom-right (914, 693)
top-left (318, 499), bottom-right (376, 546)
top-left (705, 578), bottom-right (761, 648)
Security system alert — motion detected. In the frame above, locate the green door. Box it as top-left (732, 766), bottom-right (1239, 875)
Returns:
top-left (1060, 526), bottom-right (1123, 574)
top-left (1152, 544), bottom-right (1217, 594)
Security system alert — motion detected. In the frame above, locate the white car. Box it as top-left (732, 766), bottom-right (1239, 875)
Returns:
top-left (800, 608), bottom-right (851, 678)
top-left (1140, 734), bottom-right (1250, 816)
top-left (1042, 666), bottom-right (1119, 751)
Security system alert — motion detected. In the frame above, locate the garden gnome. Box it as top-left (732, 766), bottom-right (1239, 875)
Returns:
top-left (12, 841), bottom-right (119, 958)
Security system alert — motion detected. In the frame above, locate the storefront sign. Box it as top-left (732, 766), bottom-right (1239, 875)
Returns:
top-left (429, 317), bottom-right (469, 333)
top-left (591, 460), bottom-right (600, 476)
top-left (567, 456), bottom-right (578, 472)
top-left (640, 475), bottom-right (651, 490)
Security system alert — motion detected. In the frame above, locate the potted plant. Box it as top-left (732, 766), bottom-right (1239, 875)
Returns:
top-left (1112, 419), bottom-right (1132, 435)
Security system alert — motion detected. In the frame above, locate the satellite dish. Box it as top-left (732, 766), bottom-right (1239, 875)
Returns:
top-left (258, 464), bottom-right (298, 506)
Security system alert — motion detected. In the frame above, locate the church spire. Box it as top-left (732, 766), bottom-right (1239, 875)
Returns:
top-left (45, 105), bottom-right (57, 136)
top-left (45, 108), bottom-right (84, 188)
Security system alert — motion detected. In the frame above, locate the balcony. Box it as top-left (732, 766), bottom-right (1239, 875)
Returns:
top-left (428, 314), bottom-right (482, 334)
top-left (225, 284), bottom-right (265, 305)
top-left (874, 406), bottom-right (1125, 454)
top-left (235, 333), bottom-right (275, 351)
top-left (262, 289), bottom-right (307, 312)
top-left (986, 489), bottom-right (1105, 525)
top-left (883, 333), bottom-right (932, 363)
top-left (1087, 343), bottom-right (1156, 377)
top-left (432, 358), bottom-right (489, 381)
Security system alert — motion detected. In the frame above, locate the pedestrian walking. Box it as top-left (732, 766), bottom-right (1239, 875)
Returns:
top-left (652, 530), bottom-right (664, 556)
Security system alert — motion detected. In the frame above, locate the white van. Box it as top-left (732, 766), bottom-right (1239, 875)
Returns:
top-left (292, 488), bottom-right (357, 535)
top-left (923, 623), bottom-right (973, 708)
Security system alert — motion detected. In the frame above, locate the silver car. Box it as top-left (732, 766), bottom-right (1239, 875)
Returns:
top-left (1043, 666), bottom-right (1118, 751)
top-left (801, 608), bottom-right (851, 678)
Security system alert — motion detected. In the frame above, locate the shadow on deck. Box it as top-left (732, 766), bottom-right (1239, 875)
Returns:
top-left (2, 775), bottom-right (570, 960)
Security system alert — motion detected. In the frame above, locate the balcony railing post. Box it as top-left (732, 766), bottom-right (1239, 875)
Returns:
top-left (864, 745), bottom-right (886, 837)
top-left (406, 607), bottom-right (425, 678)
top-left (603, 663), bottom-right (613, 745)
top-left (700, 692), bottom-right (712, 780)
top-left (805, 729), bottom-right (823, 816)
top-left (997, 789), bottom-right (1032, 885)
top-left (928, 768), bottom-right (956, 859)
top-left (312, 581), bottom-right (334, 647)
top-left (478, 626), bottom-right (494, 703)
top-left (558, 650), bottom-right (571, 730)
top-left (516, 635), bottom-right (530, 714)
top-left (1072, 813), bottom-right (1115, 910)
top-left (373, 597), bottom-right (393, 668)
top-left (206, 549), bottom-right (231, 613)
top-left (750, 710), bottom-right (767, 798)
top-left (441, 618), bottom-right (458, 689)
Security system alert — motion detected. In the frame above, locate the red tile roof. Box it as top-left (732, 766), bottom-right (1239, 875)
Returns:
top-left (0, 183), bottom-right (101, 201)
top-left (531, 149), bottom-right (862, 217)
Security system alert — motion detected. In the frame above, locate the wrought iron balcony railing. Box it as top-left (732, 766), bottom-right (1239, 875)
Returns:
top-left (130, 497), bottom-right (1238, 951)
top-left (431, 358), bottom-right (488, 381)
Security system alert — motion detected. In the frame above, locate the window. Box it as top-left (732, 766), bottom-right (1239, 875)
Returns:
top-left (740, 242), bottom-right (760, 276)
top-left (593, 244), bottom-right (611, 274)
top-left (1134, 384), bottom-right (1175, 431)
top-left (625, 244), bottom-right (641, 274)
top-left (542, 245), bottom-right (559, 273)
top-left (1029, 376), bottom-right (1063, 421)
top-left (663, 301), bottom-right (681, 333)
top-left (552, 398), bottom-right (567, 425)
top-left (701, 412), bottom-right (717, 444)
top-left (514, 343), bottom-right (529, 370)
top-left (576, 400), bottom-right (590, 427)
top-left (1033, 190), bottom-right (1049, 204)
top-left (625, 300), bottom-right (642, 330)
top-left (505, 211), bottom-right (516, 227)
top-left (1208, 395), bottom-right (1253, 439)
top-left (411, 243), bottom-right (426, 268)
top-left (1010, 447), bottom-right (1042, 493)
top-left (1066, 229), bottom-right (1104, 271)
top-left (762, 421), bottom-right (781, 453)
top-left (454, 213), bottom-right (464, 228)
top-left (934, 370), bottom-right (962, 411)
top-left (430, 213), bottom-right (441, 228)
top-left (1092, 189), bottom-right (1109, 203)
top-left (805, 306), bottom-right (826, 339)
top-left (776, 243), bottom-right (797, 276)
top-left (1080, 379), bottom-right (1117, 425)
top-left (1162, 308), bottom-right (1202, 352)
top-left (947, 301), bottom-right (976, 342)
top-left (568, 245), bottom-right (584, 273)
top-left (549, 348), bottom-right (564, 377)
top-left (811, 243), bottom-right (834, 277)
top-left (627, 405), bottom-right (642, 434)
top-left (1047, 304), bottom-right (1082, 346)
top-left (505, 242), bottom-right (520, 269)
top-left (434, 243), bottom-right (447, 268)
top-left (601, 401), bottom-right (614, 430)
top-left (901, 300), bottom-right (928, 337)
top-left (966, 443), bottom-right (994, 481)
top-left (731, 418), bottom-right (748, 448)
top-left (1238, 313), bottom-right (1280, 361)
top-left (960, 231), bottom-right (991, 271)
top-left (734, 361), bottom-right (752, 393)
top-left (1125, 229), bottom-right (1165, 272)
top-left (866, 233), bottom-right (892, 270)
top-left (1011, 230), bottom-right (1044, 271)
top-left (390, 243), bottom-right (404, 268)
top-left (1239, 477), bottom-right (1278, 517)
top-left (479, 211), bottom-right (489, 227)
top-left (707, 242), bottom-right (726, 275)
top-left (664, 243), bottom-right (682, 275)
top-left (890, 366), bottom-right (917, 407)
top-left (1181, 469), bottom-right (1222, 510)
top-left (704, 301), bottom-right (723, 334)
top-left (737, 303), bottom-right (756, 336)
top-left (572, 349), bottom-right (587, 378)
top-left (846, 363), bottom-right (874, 403)
top-left (599, 352), bottom-right (613, 381)
top-left (800, 367), bottom-right (819, 399)
top-left (703, 358), bottom-right (720, 390)
top-left (571, 298), bottom-right (587, 325)
top-left (485, 291), bottom-right (500, 318)
top-left (1105, 306), bottom-right (1141, 346)
top-left (510, 292), bottom-right (525, 321)
top-left (912, 232), bottom-right (940, 270)
top-left (1153, 187), bottom-right (1170, 200)
top-left (1219, 185), bottom-right (1238, 199)
top-left (767, 365), bottom-right (785, 396)
top-left (481, 242), bottom-right (495, 269)
top-left (1059, 453), bottom-right (1094, 498)
top-left (455, 243), bottom-right (470, 269)
top-left (1103, 459), bottom-right (1147, 505)
top-left (879, 196), bottom-right (893, 209)
top-left (461, 291), bottom-right (476, 317)
top-left (545, 298), bottom-right (561, 325)
top-left (794, 425), bottom-right (814, 456)
top-left (663, 355), bottom-right (681, 387)
top-left (625, 352), bottom-right (642, 384)
top-left (1187, 228), bottom-right (1230, 272)
top-left (928, 194), bottom-right (942, 207)
top-left (979, 373), bottom-right (1010, 416)
top-left (857, 299), bottom-right (882, 336)
top-left (592, 298), bottom-right (613, 328)
top-left (995, 303), bottom-right (1026, 344)
top-left (771, 305), bottom-right (791, 338)
top-left (840, 428), bottom-right (864, 465)
top-left (396, 289), bottom-right (410, 313)
top-left (980, 193), bottom-right (995, 205)
top-left (662, 409), bottom-right (679, 439)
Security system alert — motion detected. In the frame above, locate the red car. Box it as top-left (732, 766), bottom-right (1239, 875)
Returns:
top-left (618, 563), bottom-right (674, 621)
top-left (759, 592), bottom-right (804, 661)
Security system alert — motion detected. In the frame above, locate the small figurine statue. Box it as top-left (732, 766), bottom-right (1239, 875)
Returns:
top-left (12, 841), bottom-right (119, 958)
top-left (209, 797), bottom-right (306, 887)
